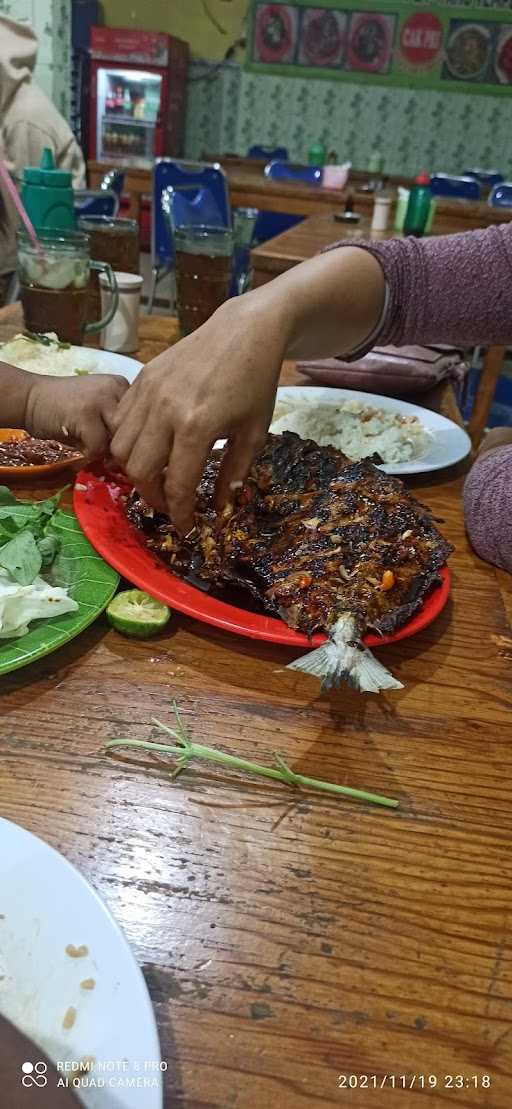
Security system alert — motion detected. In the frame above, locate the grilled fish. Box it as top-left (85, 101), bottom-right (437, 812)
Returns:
top-left (126, 432), bottom-right (452, 691)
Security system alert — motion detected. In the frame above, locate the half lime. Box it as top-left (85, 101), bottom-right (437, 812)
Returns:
top-left (107, 589), bottom-right (171, 638)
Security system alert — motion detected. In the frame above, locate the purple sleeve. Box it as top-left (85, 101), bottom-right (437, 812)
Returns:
top-left (331, 223), bottom-right (512, 348)
top-left (463, 444), bottom-right (512, 572)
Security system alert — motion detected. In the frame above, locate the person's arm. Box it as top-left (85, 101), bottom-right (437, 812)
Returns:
top-left (109, 222), bottom-right (512, 533)
top-left (330, 223), bottom-right (512, 351)
top-left (110, 247), bottom-right (385, 530)
top-left (1, 361), bottom-right (128, 456)
top-left (463, 429), bottom-right (512, 573)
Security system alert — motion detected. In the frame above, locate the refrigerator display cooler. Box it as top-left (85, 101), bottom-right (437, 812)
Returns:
top-left (89, 26), bottom-right (189, 167)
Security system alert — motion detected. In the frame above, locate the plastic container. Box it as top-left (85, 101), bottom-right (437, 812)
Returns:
top-left (403, 171), bottom-right (431, 238)
top-left (372, 179), bottom-right (392, 231)
top-left (21, 148), bottom-right (76, 235)
top-left (394, 187), bottom-right (410, 232)
top-left (100, 270), bottom-right (143, 353)
top-left (308, 142), bottom-right (326, 167)
top-left (322, 162), bottom-right (351, 190)
top-left (395, 187), bottom-right (436, 235)
top-left (368, 149), bottom-right (384, 174)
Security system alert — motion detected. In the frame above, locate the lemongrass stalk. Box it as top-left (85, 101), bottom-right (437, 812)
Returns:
top-left (105, 708), bottom-right (398, 810)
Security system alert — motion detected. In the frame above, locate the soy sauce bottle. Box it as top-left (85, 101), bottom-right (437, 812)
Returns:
top-left (403, 171), bottom-right (431, 238)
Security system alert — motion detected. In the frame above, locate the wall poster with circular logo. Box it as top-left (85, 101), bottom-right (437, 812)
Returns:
top-left (399, 12), bottom-right (444, 71)
top-left (248, 0), bottom-right (512, 95)
top-left (298, 8), bottom-right (347, 67)
top-left (346, 11), bottom-right (396, 73)
top-left (253, 4), bottom-right (300, 64)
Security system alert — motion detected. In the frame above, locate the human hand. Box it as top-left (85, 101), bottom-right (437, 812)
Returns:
top-left (109, 294), bottom-right (289, 533)
top-left (24, 373), bottom-right (129, 458)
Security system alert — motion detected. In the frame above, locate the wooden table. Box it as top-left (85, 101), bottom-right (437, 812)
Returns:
top-left (251, 212), bottom-right (393, 286)
top-left (2, 305), bottom-right (512, 1107)
top-left (88, 157), bottom-right (512, 230)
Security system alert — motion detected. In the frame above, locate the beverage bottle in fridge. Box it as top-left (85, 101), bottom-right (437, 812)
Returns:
top-left (145, 86), bottom-right (160, 121)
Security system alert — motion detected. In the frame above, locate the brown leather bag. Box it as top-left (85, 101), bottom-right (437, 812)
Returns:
top-left (297, 344), bottom-right (467, 396)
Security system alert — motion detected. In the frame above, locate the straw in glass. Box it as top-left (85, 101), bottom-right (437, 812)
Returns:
top-left (0, 159), bottom-right (47, 266)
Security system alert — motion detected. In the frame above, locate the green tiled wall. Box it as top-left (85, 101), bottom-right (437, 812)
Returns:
top-left (185, 60), bottom-right (512, 176)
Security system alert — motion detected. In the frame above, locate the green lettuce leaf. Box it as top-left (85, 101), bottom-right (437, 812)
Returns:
top-left (0, 529), bottom-right (43, 585)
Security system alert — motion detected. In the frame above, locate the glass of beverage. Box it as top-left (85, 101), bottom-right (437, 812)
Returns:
top-left (78, 216), bottom-right (139, 324)
top-left (17, 229), bottom-right (119, 345)
top-left (174, 225), bottom-right (234, 336)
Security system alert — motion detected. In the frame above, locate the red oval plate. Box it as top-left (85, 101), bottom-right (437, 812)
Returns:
top-left (73, 468), bottom-right (451, 650)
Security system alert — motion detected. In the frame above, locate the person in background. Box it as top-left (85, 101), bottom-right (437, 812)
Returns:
top-left (464, 427), bottom-right (512, 572)
top-left (0, 15), bottom-right (86, 304)
top-left (107, 222), bottom-right (512, 579)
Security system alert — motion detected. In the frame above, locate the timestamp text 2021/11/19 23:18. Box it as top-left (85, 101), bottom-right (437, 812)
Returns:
top-left (337, 1075), bottom-right (492, 1090)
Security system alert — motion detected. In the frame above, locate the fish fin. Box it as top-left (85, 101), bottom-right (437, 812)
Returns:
top-left (287, 614), bottom-right (403, 693)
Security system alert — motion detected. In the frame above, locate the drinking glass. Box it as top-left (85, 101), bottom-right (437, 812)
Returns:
top-left (17, 229), bottom-right (118, 345)
top-left (174, 225), bottom-right (234, 336)
top-left (78, 216), bottom-right (139, 323)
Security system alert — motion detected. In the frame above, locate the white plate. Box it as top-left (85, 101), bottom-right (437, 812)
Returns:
top-left (0, 818), bottom-right (163, 1109)
top-left (271, 386), bottom-right (471, 476)
top-left (69, 347), bottom-right (143, 385)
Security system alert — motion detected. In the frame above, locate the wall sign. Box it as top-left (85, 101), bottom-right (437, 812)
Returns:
top-left (248, 0), bottom-right (512, 93)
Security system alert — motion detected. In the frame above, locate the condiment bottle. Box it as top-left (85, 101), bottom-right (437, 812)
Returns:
top-left (403, 171), bottom-right (431, 238)
top-left (371, 179), bottom-right (393, 232)
top-left (368, 149), bottom-right (384, 174)
top-left (308, 141), bottom-right (326, 167)
top-left (21, 148), bottom-right (75, 234)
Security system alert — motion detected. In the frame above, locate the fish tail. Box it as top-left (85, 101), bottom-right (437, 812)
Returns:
top-left (287, 614), bottom-right (403, 693)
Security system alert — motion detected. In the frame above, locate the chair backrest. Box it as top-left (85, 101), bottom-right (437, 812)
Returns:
top-left (489, 182), bottom-right (512, 209)
top-left (248, 144), bottom-right (288, 161)
top-left (74, 189), bottom-right (119, 218)
top-left (153, 159), bottom-right (230, 267)
top-left (430, 174), bottom-right (481, 201)
top-left (162, 185), bottom-right (225, 236)
top-left (100, 169), bottom-right (125, 197)
top-left (464, 169), bottom-right (503, 190)
top-left (265, 160), bottom-right (322, 186)
top-left (251, 161), bottom-right (321, 244)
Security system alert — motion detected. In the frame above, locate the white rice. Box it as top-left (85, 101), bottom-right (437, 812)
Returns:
top-left (0, 333), bottom-right (101, 376)
top-left (270, 396), bottom-right (428, 465)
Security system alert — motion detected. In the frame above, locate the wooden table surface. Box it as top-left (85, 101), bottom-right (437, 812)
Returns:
top-left (250, 209), bottom-right (508, 283)
top-left (2, 305), bottom-right (512, 1107)
top-left (250, 212), bottom-right (391, 285)
top-left (88, 157), bottom-right (512, 230)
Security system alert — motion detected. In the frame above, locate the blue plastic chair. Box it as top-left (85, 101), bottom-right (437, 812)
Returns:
top-left (489, 182), bottom-right (512, 208)
top-left (430, 174), bottom-right (481, 201)
top-left (464, 169), bottom-right (503, 191)
top-left (248, 144), bottom-right (289, 161)
top-left (253, 161), bottom-right (322, 245)
top-left (99, 168), bottom-right (125, 198)
top-left (73, 189), bottom-right (119, 218)
top-left (150, 159), bottom-right (230, 312)
top-left (163, 185), bottom-right (226, 235)
top-left (265, 161), bottom-right (322, 186)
